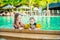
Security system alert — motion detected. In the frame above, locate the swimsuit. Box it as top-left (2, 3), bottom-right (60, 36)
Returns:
top-left (30, 23), bottom-right (36, 29)
top-left (14, 22), bottom-right (24, 29)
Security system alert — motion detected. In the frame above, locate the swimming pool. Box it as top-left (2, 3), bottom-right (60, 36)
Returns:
top-left (0, 16), bottom-right (60, 30)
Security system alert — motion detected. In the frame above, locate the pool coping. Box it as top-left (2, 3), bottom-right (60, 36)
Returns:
top-left (0, 28), bottom-right (60, 35)
top-left (0, 32), bottom-right (60, 40)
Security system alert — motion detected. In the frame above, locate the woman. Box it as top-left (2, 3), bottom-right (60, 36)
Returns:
top-left (13, 13), bottom-right (25, 30)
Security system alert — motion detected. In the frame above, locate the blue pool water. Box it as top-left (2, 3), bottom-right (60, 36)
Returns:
top-left (0, 16), bottom-right (60, 30)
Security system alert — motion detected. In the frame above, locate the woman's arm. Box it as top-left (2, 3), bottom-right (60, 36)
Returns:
top-left (13, 23), bottom-right (20, 29)
top-left (20, 22), bottom-right (25, 27)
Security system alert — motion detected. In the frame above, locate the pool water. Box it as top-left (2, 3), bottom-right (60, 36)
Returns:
top-left (0, 16), bottom-right (60, 30)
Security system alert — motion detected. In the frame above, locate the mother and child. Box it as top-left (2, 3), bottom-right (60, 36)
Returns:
top-left (13, 13), bottom-right (42, 30)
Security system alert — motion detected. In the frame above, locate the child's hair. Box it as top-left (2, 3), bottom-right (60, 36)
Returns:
top-left (29, 17), bottom-right (35, 21)
top-left (14, 13), bottom-right (20, 24)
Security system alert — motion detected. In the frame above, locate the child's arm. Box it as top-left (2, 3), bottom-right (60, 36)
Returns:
top-left (34, 28), bottom-right (40, 30)
top-left (36, 24), bottom-right (42, 28)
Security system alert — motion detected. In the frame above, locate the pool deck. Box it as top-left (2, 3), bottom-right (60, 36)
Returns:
top-left (0, 29), bottom-right (60, 40)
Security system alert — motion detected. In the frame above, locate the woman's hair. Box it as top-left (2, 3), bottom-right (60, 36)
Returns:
top-left (29, 17), bottom-right (35, 21)
top-left (14, 13), bottom-right (20, 24)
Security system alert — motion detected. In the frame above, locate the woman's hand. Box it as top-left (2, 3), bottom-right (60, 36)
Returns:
top-left (19, 27), bottom-right (24, 30)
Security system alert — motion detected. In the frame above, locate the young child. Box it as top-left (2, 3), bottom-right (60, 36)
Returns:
top-left (13, 13), bottom-right (25, 30)
top-left (29, 17), bottom-right (36, 30)
top-left (25, 17), bottom-right (42, 30)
